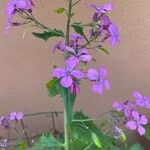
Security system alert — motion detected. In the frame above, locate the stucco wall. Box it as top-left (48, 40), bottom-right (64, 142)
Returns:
top-left (0, 0), bottom-right (150, 148)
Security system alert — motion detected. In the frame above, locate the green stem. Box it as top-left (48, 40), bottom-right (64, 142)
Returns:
top-left (72, 0), bottom-right (82, 7)
top-left (64, 110), bottom-right (70, 150)
top-left (64, 0), bottom-right (73, 149)
top-left (65, 0), bottom-right (73, 45)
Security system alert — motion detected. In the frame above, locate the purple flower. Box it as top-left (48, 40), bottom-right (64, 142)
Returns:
top-left (87, 66), bottom-right (110, 95)
top-left (108, 24), bottom-right (119, 47)
top-left (113, 100), bottom-right (136, 118)
top-left (91, 3), bottom-right (112, 14)
top-left (9, 112), bottom-right (23, 121)
top-left (69, 34), bottom-right (84, 48)
top-left (133, 91), bottom-right (150, 109)
top-left (53, 65), bottom-right (84, 88)
top-left (0, 116), bottom-right (11, 129)
top-left (66, 47), bottom-right (92, 68)
top-left (69, 80), bottom-right (80, 95)
top-left (126, 111), bottom-right (148, 136)
top-left (53, 41), bottom-right (65, 53)
top-left (5, 0), bottom-right (34, 34)
top-left (0, 138), bottom-right (8, 148)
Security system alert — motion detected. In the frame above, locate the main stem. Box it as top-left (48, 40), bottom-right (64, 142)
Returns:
top-left (64, 0), bottom-right (73, 150)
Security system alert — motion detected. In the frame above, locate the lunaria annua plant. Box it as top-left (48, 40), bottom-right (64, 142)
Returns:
top-left (1, 0), bottom-right (150, 149)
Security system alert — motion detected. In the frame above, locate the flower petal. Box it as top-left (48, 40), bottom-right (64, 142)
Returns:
top-left (65, 46), bottom-right (75, 54)
top-left (133, 91), bottom-right (142, 99)
top-left (60, 76), bottom-right (73, 88)
top-left (80, 55), bottom-right (92, 62)
top-left (139, 115), bottom-right (148, 125)
top-left (66, 56), bottom-right (79, 68)
top-left (99, 66), bottom-right (107, 78)
top-left (92, 83), bottom-right (103, 95)
top-left (16, 0), bottom-right (28, 9)
top-left (112, 102), bottom-right (123, 111)
top-left (87, 69), bottom-right (98, 80)
top-left (132, 111), bottom-right (140, 121)
top-left (103, 80), bottom-right (111, 90)
top-left (137, 125), bottom-right (145, 136)
top-left (126, 121), bottom-right (137, 130)
top-left (71, 70), bottom-right (84, 80)
top-left (53, 68), bottom-right (66, 79)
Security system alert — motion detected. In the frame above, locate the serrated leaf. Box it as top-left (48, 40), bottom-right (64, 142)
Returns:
top-left (145, 124), bottom-right (150, 141)
top-left (91, 132), bottom-right (102, 149)
top-left (33, 134), bottom-right (62, 150)
top-left (32, 29), bottom-right (65, 41)
top-left (55, 7), bottom-right (65, 14)
top-left (71, 111), bottom-right (118, 150)
top-left (46, 78), bottom-right (61, 97)
top-left (71, 23), bottom-right (90, 44)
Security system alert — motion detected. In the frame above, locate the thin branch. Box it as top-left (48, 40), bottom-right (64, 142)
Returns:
top-left (72, 0), bottom-right (82, 7)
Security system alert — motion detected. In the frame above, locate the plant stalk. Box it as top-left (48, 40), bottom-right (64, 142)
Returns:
top-left (64, 0), bottom-right (73, 149)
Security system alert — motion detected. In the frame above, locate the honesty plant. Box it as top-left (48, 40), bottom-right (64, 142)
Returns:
top-left (1, 0), bottom-right (150, 149)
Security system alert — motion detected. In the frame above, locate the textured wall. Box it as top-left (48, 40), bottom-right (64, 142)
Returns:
top-left (0, 0), bottom-right (150, 148)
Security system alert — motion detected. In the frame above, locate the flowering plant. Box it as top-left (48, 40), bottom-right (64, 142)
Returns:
top-left (1, 0), bottom-right (150, 149)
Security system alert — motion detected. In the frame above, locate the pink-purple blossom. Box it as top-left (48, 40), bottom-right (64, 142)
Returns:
top-left (66, 47), bottom-right (92, 68)
top-left (133, 91), bottom-right (150, 109)
top-left (126, 111), bottom-right (148, 136)
top-left (53, 65), bottom-right (84, 88)
top-left (87, 66), bottom-right (110, 95)
top-left (5, 0), bottom-right (34, 34)
top-left (91, 3), bottom-right (112, 14)
top-left (108, 24), bottom-right (119, 47)
top-left (69, 80), bottom-right (80, 95)
top-left (113, 100), bottom-right (136, 118)
top-left (0, 116), bottom-right (11, 129)
top-left (9, 112), bottom-right (23, 121)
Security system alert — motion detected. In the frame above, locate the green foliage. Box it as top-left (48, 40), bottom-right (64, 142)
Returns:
top-left (46, 78), bottom-right (61, 97)
top-left (60, 86), bottom-right (76, 122)
top-left (55, 7), bottom-right (65, 14)
top-left (32, 29), bottom-right (65, 41)
top-left (46, 78), bottom-right (76, 122)
top-left (144, 124), bottom-right (150, 141)
top-left (91, 132), bottom-right (102, 149)
top-left (123, 143), bottom-right (144, 150)
top-left (71, 111), bottom-right (118, 150)
top-left (15, 141), bottom-right (28, 150)
top-left (71, 23), bottom-right (89, 44)
top-left (33, 134), bottom-right (62, 150)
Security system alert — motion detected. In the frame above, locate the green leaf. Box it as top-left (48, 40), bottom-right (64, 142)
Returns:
top-left (71, 23), bottom-right (90, 44)
top-left (33, 134), bottom-right (62, 150)
top-left (46, 78), bottom-right (61, 97)
top-left (32, 29), bottom-right (65, 41)
top-left (15, 141), bottom-right (28, 150)
top-left (100, 47), bottom-right (110, 54)
top-left (71, 111), bottom-right (118, 150)
top-left (123, 143), bottom-right (144, 150)
top-left (145, 124), bottom-right (150, 141)
top-left (91, 132), bottom-right (102, 149)
top-left (55, 7), bottom-right (65, 14)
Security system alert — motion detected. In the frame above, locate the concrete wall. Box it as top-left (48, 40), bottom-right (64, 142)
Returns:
top-left (0, 0), bottom-right (150, 148)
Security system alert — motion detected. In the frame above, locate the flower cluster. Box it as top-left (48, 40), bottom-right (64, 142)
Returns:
top-left (0, 112), bottom-right (23, 129)
top-left (113, 91), bottom-right (150, 136)
top-left (5, 0), bottom-right (34, 34)
top-left (90, 3), bottom-right (119, 47)
top-left (53, 32), bottom-right (111, 95)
